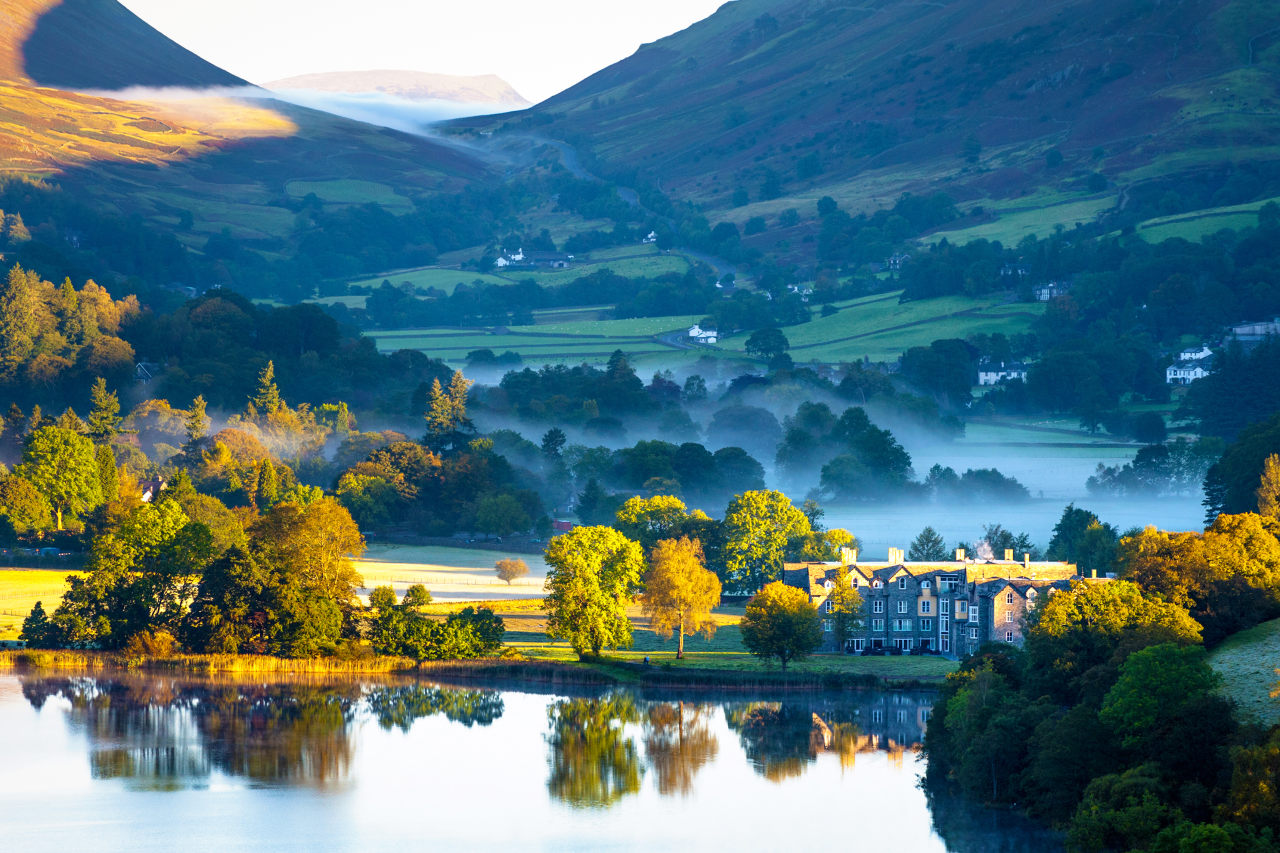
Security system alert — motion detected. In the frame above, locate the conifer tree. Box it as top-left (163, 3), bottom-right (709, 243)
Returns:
top-left (0, 265), bottom-right (36, 378)
top-left (56, 407), bottom-right (86, 434)
top-left (95, 444), bottom-right (119, 503)
top-left (185, 395), bottom-right (209, 448)
top-left (87, 378), bottom-right (122, 444)
top-left (250, 361), bottom-right (283, 415)
top-left (1258, 453), bottom-right (1280, 520)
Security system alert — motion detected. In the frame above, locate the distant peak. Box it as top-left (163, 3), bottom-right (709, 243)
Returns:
top-left (264, 70), bottom-right (530, 107)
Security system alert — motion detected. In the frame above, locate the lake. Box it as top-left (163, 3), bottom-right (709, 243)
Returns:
top-left (0, 672), bottom-right (1061, 851)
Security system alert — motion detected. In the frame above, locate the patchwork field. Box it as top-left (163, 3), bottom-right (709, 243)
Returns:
top-left (1209, 618), bottom-right (1280, 728)
top-left (1132, 195), bottom-right (1280, 243)
top-left (285, 178), bottom-right (414, 212)
top-left (353, 543), bottom-right (549, 603)
top-left (925, 192), bottom-right (1117, 246)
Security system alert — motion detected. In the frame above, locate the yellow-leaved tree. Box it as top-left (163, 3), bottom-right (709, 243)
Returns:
top-left (641, 537), bottom-right (722, 659)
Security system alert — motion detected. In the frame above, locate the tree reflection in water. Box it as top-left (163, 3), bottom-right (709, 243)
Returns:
top-left (545, 694), bottom-right (644, 808)
top-left (643, 701), bottom-right (719, 797)
top-left (19, 676), bottom-right (504, 790)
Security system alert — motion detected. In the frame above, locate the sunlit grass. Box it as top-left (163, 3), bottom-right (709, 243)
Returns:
top-left (0, 568), bottom-right (81, 640)
top-left (1209, 617), bottom-right (1280, 727)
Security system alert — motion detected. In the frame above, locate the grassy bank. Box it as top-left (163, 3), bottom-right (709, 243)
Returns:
top-left (1209, 617), bottom-right (1280, 728)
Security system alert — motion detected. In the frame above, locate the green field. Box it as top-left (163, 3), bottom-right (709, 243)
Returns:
top-left (715, 291), bottom-right (1045, 362)
top-left (285, 179), bottom-right (413, 211)
top-left (370, 314), bottom-right (702, 363)
top-left (925, 193), bottom-right (1116, 246)
top-left (349, 268), bottom-right (514, 295)
top-left (1133, 195), bottom-right (1280, 243)
top-left (1209, 618), bottom-right (1280, 727)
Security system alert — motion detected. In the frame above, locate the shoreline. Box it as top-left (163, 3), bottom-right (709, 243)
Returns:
top-left (0, 650), bottom-right (947, 691)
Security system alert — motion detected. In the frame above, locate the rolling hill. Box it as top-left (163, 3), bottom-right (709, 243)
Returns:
top-left (0, 0), bottom-right (487, 245)
top-left (465, 0), bottom-right (1280, 236)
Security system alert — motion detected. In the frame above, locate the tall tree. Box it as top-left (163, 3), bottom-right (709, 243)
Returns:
top-left (1257, 453), bottom-right (1280, 520)
top-left (739, 581), bottom-right (822, 670)
top-left (0, 265), bottom-right (36, 379)
top-left (543, 526), bottom-right (644, 659)
top-left (722, 490), bottom-right (811, 593)
top-left (495, 557), bottom-right (529, 586)
top-left (15, 426), bottom-right (103, 530)
top-left (424, 371), bottom-right (474, 452)
top-left (184, 395), bottom-right (209, 448)
top-left (641, 537), bottom-right (722, 659)
top-left (86, 378), bottom-right (122, 444)
top-left (250, 360), bottom-right (283, 415)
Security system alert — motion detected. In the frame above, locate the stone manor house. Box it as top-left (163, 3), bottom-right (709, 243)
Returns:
top-left (783, 548), bottom-right (1088, 658)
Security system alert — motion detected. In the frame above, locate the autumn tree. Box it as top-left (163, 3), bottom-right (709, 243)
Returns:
top-left (641, 537), bottom-right (722, 658)
top-left (185, 395), bottom-right (209, 449)
top-left (826, 566), bottom-right (864, 649)
top-left (495, 557), bottom-right (529, 586)
top-left (16, 425), bottom-right (103, 529)
top-left (0, 265), bottom-right (36, 379)
top-left (615, 495), bottom-right (699, 551)
top-left (250, 360), bottom-right (283, 415)
top-left (722, 490), bottom-right (811, 592)
top-left (0, 474), bottom-right (52, 537)
top-left (543, 526), bottom-right (644, 659)
top-left (739, 581), bottom-right (822, 670)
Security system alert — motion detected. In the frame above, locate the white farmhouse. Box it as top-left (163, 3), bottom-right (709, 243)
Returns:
top-left (977, 361), bottom-right (1029, 386)
top-left (688, 324), bottom-right (719, 344)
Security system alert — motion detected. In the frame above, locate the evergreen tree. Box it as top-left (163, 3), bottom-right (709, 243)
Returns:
top-left (256, 459), bottom-right (279, 508)
top-left (86, 378), bottom-right (122, 444)
top-left (909, 526), bottom-right (950, 561)
top-left (0, 265), bottom-right (36, 378)
top-left (56, 407), bottom-right (86, 434)
top-left (95, 444), bottom-right (119, 504)
top-left (250, 361), bottom-right (283, 415)
top-left (1257, 453), bottom-right (1280, 520)
top-left (19, 601), bottom-right (52, 648)
top-left (185, 395), bottom-right (209, 448)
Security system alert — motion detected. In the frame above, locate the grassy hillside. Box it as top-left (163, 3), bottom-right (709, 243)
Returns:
top-left (464, 0), bottom-right (1280, 233)
top-left (0, 0), bottom-right (487, 245)
top-left (1209, 618), bottom-right (1280, 728)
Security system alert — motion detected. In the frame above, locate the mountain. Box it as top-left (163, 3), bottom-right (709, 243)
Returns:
top-left (478, 0), bottom-right (1280, 231)
top-left (0, 0), bottom-right (486, 249)
top-left (266, 70), bottom-right (529, 107)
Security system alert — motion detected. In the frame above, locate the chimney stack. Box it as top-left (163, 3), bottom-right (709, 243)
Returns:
top-left (955, 548), bottom-right (966, 562)
top-left (1004, 549), bottom-right (1014, 561)
top-left (841, 547), bottom-right (858, 566)
top-left (1023, 553), bottom-right (1030, 569)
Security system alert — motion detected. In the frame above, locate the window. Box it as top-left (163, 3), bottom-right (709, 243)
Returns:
top-left (872, 618), bottom-right (884, 632)
top-left (920, 618), bottom-right (933, 632)
top-left (898, 577), bottom-right (908, 590)
top-left (940, 599), bottom-right (951, 615)
top-left (893, 619), bottom-right (913, 632)
top-left (896, 710), bottom-right (908, 723)
top-left (1005, 611), bottom-right (1014, 623)
top-left (1006, 592), bottom-right (1014, 604)
top-left (872, 579), bottom-right (883, 589)
top-left (969, 627), bottom-right (979, 640)
top-left (849, 639), bottom-right (865, 653)
top-left (921, 580), bottom-right (931, 589)
top-left (1005, 630), bottom-right (1014, 642)
top-left (956, 599), bottom-right (967, 615)
top-left (969, 609), bottom-right (979, 622)
top-left (822, 619), bottom-right (832, 633)
top-left (939, 575), bottom-right (957, 592)
top-left (873, 600), bottom-right (884, 613)
top-left (920, 600), bottom-right (932, 614)
top-left (824, 600), bottom-right (833, 613)
top-left (872, 709), bottom-right (884, 724)
top-left (894, 639), bottom-right (913, 651)
top-left (940, 616), bottom-right (949, 632)
top-left (941, 637), bottom-right (950, 653)
top-left (897, 600), bottom-right (908, 614)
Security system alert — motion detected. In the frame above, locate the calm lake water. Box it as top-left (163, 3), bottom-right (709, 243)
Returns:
top-left (0, 673), bottom-right (1061, 852)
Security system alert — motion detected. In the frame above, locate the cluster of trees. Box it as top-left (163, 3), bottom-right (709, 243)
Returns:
top-left (928, 505), bottom-right (1280, 851)
top-left (1086, 438), bottom-right (1222, 498)
top-left (817, 192), bottom-right (959, 268)
top-left (774, 402), bottom-right (913, 496)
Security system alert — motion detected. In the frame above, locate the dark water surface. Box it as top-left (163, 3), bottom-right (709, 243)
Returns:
top-left (0, 673), bottom-right (1060, 851)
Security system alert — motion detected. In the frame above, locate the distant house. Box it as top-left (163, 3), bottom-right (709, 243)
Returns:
top-left (135, 362), bottom-right (160, 384)
top-left (1177, 345), bottom-right (1213, 362)
top-left (885, 253), bottom-right (911, 271)
top-left (1001, 263), bottom-right (1029, 279)
top-left (139, 477), bottom-right (167, 503)
top-left (1035, 280), bottom-right (1071, 302)
top-left (552, 520), bottom-right (575, 533)
top-left (642, 231), bottom-right (658, 244)
top-left (493, 248), bottom-right (525, 269)
top-left (526, 251), bottom-right (574, 269)
top-left (977, 361), bottom-right (1029, 386)
top-left (1167, 357), bottom-right (1213, 385)
top-left (688, 324), bottom-right (719, 344)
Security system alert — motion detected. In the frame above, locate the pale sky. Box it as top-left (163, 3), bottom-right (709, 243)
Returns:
top-left (117, 1), bottom-right (731, 104)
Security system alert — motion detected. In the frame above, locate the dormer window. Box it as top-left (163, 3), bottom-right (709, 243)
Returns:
top-left (921, 580), bottom-right (931, 589)
top-left (873, 580), bottom-right (883, 589)
top-left (898, 577), bottom-right (908, 590)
